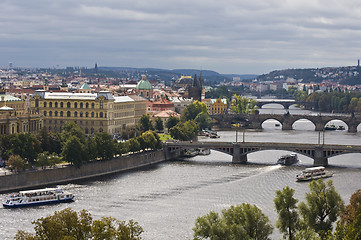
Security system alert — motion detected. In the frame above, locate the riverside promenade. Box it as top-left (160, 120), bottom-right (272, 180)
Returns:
top-left (0, 149), bottom-right (180, 193)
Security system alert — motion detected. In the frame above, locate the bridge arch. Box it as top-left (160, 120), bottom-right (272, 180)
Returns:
top-left (292, 118), bottom-right (316, 131)
top-left (261, 119), bottom-right (283, 129)
top-left (258, 103), bottom-right (288, 109)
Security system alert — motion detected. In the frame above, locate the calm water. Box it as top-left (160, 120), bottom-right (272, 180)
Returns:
top-left (1, 105), bottom-right (361, 239)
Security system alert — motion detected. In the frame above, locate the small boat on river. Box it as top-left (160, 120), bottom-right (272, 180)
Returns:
top-left (277, 154), bottom-right (299, 166)
top-left (296, 166), bottom-right (333, 182)
top-left (3, 188), bottom-right (74, 208)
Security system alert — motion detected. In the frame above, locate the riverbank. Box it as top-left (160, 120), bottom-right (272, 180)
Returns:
top-left (0, 149), bottom-right (180, 193)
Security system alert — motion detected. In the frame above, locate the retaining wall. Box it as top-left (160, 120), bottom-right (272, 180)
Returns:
top-left (0, 150), bottom-right (180, 193)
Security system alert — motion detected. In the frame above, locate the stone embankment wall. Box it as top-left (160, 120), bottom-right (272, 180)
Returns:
top-left (0, 150), bottom-right (180, 193)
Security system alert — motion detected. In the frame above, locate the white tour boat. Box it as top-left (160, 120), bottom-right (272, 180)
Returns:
top-left (296, 166), bottom-right (333, 182)
top-left (3, 188), bottom-right (74, 208)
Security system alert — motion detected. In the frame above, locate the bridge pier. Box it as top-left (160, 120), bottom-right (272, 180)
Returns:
top-left (232, 143), bottom-right (248, 163)
top-left (281, 122), bottom-right (293, 130)
top-left (315, 123), bottom-right (324, 132)
top-left (348, 125), bottom-right (357, 133)
top-left (313, 147), bottom-right (328, 166)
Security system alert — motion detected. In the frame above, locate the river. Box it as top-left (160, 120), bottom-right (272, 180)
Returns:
top-left (1, 104), bottom-right (361, 239)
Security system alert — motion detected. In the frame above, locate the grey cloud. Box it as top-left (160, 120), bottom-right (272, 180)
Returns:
top-left (1, 0), bottom-right (361, 74)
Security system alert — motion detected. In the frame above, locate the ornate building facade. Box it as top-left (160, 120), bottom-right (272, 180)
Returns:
top-left (31, 90), bottom-right (146, 134)
top-left (0, 89), bottom-right (42, 135)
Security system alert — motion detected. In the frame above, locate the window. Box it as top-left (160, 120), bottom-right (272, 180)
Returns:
top-left (67, 102), bottom-right (71, 108)
top-left (74, 102), bottom-right (78, 108)
top-left (49, 111), bottom-right (52, 116)
top-left (80, 112), bottom-right (83, 117)
top-left (91, 112), bottom-right (94, 117)
top-left (86, 112), bottom-right (89, 117)
top-left (55, 102), bottom-right (58, 108)
top-left (80, 103), bottom-right (83, 108)
top-left (67, 111), bottom-right (70, 117)
top-left (44, 102), bottom-right (47, 108)
top-left (74, 111), bottom-right (78, 117)
top-left (55, 111), bottom-right (58, 117)
top-left (100, 112), bottom-right (103, 118)
top-left (91, 103), bottom-right (95, 108)
top-left (60, 111), bottom-right (63, 117)
top-left (49, 102), bottom-right (53, 108)
top-left (43, 111), bottom-right (47, 116)
top-left (100, 101), bottom-right (103, 109)
top-left (60, 102), bottom-right (64, 108)
top-left (86, 103), bottom-right (89, 108)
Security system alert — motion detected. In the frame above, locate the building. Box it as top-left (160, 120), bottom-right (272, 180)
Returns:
top-left (136, 75), bottom-right (153, 99)
top-left (31, 90), bottom-right (146, 134)
top-left (210, 98), bottom-right (227, 115)
top-left (0, 89), bottom-right (42, 135)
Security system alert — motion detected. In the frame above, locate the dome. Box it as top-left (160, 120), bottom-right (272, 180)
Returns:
top-left (136, 76), bottom-right (153, 90)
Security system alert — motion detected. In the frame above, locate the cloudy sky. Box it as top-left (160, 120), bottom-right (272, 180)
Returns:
top-left (1, 0), bottom-right (361, 74)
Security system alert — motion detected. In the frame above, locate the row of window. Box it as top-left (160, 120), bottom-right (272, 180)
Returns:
top-left (44, 119), bottom-right (103, 126)
top-left (43, 111), bottom-right (106, 118)
top-left (42, 101), bottom-right (103, 109)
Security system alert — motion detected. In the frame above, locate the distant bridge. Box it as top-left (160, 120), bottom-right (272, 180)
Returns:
top-left (210, 113), bottom-right (361, 133)
top-left (255, 99), bottom-right (314, 109)
top-left (164, 141), bottom-right (361, 166)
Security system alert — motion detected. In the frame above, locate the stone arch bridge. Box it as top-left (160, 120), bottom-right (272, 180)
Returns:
top-left (255, 99), bottom-right (315, 109)
top-left (164, 141), bottom-right (361, 166)
top-left (211, 113), bottom-right (361, 133)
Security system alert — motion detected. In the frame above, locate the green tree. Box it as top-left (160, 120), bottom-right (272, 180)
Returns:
top-left (166, 116), bottom-right (180, 129)
top-left (169, 120), bottom-right (198, 141)
top-left (231, 94), bottom-right (257, 114)
top-left (85, 135), bottom-right (97, 161)
top-left (334, 189), bottom-right (361, 240)
top-left (6, 155), bottom-right (25, 172)
top-left (141, 130), bottom-right (157, 150)
top-left (35, 151), bottom-right (61, 169)
top-left (154, 117), bottom-right (164, 132)
top-left (193, 203), bottom-right (273, 240)
top-left (181, 100), bottom-right (208, 121)
top-left (274, 186), bottom-right (300, 240)
top-left (128, 138), bottom-right (141, 153)
top-left (15, 208), bottom-right (143, 240)
top-left (195, 111), bottom-right (212, 130)
top-left (61, 135), bottom-right (86, 167)
top-left (95, 132), bottom-right (116, 161)
top-left (138, 114), bottom-right (153, 133)
top-left (61, 121), bottom-right (86, 144)
top-left (298, 179), bottom-right (344, 239)
top-left (6, 133), bottom-right (42, 165)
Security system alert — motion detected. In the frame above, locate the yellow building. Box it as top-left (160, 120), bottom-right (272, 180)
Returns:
top-left (210, 98), bottom-right (227, 115)
top-left (31, 90), bottom-right (146, 134)
top-left (0, 89), bottom-right (42, 135)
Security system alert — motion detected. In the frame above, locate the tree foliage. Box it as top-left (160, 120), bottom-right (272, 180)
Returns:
top-left (138, 114), bottom-right (153, 133)
top-left (193, 203), bottom-right (273, 240)
top-left (274, 186), bottom-right (300, 240)
top-left (298, 179), bottom-right (344, 239)
top-left (15, 208), bottom-right (143, 240)
top-left (231, 94), bottom-right (258, 114)
top-left (169, 120), bottom-right (198, 141)
top-left (334, 189), bottom-right (361, 240)
top-left (166, 116), bottom-right (180, 129)
top-left (94, 132), bottom-right (116, 161)
top-left (154, 117), bottom-right (164, 132)
top-left (181, 100), bottom-right (208, 122)
top-left (6, 154), bottom-right (25, 172)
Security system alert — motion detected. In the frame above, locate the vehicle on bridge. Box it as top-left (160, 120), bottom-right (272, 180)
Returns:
top-left (277, 153), bottom-right (299, 166)
top-left (296, 166), bottom-right (333, 182)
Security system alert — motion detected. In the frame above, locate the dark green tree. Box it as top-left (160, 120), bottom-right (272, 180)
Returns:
top-left (61, 135), bottom-right (86, 167)
top-left (6, 155), bottom-right (25, 172)
top-left (334, 189), bottom-right (361, 240)
top-left (15, 208), bottom-right (143, 240)
top-left (298, 179), bottom-right (344, 239)
top-left (94, 132), bottom-right (116, 161)
top-left (193, 203), bottom-right (273, 240)
top-left (274, 186), bottom-right (300, 240)
top-left (195, 111), bottom-right (212, 130)
top-left (128, 138), bottom-right (141, 153)
top-left (138, 114), bottom-right (153, 133)
top-left (166, 116), bottom-right (180, 129)
top-left (154, 117), bottom-right (164, 132)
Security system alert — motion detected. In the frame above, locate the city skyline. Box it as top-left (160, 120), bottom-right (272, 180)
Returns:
top-left (1, 0), bottom-right (361, 75)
